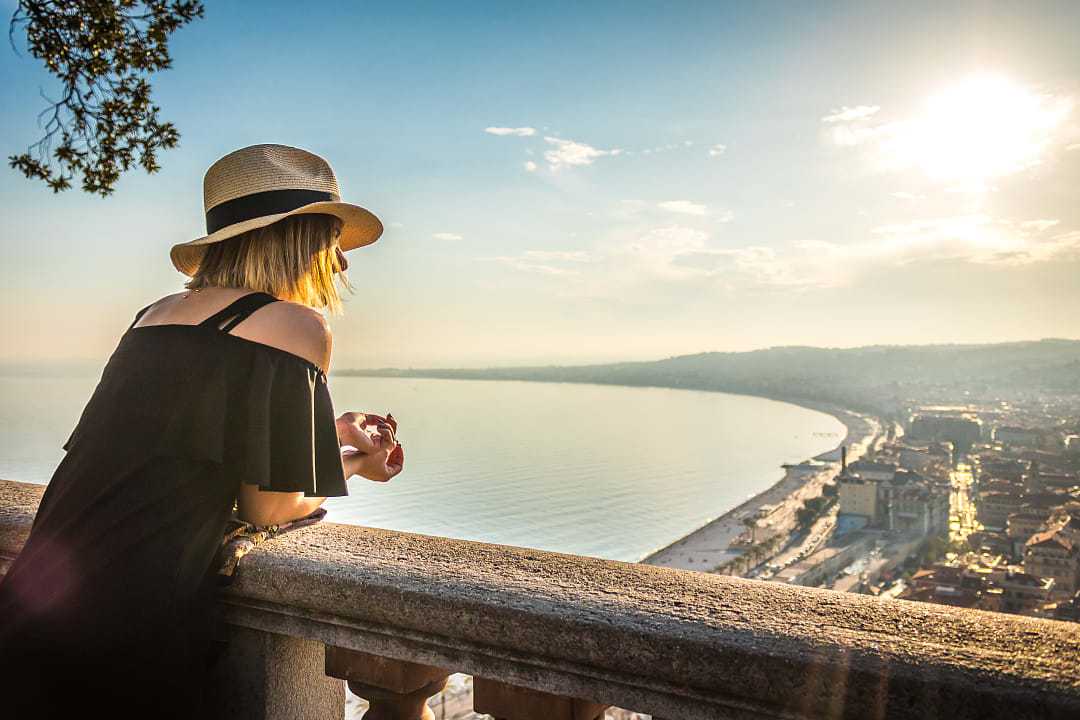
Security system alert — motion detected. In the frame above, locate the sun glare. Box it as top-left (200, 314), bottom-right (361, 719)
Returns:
top-left (882, 74), bottom-right (1072, 187)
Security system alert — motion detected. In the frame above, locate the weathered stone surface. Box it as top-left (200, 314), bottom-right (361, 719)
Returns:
top-left (327, 647), bottom-right (450, 719)
top-left (473, 676), bottom-right (609, 720)
top-left (3, 478), bottom-right (1079, 720)
top-left (325, 647), bottom-right (449, 694)
top-left (0, 478), bottom-right (35, 561)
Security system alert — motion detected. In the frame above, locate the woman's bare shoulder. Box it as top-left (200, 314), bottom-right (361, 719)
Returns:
top-left (236, 299), bottom-right (332, 373)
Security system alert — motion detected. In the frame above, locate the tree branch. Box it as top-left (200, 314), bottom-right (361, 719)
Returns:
top-left (8, 0), bottom-right (204, 195)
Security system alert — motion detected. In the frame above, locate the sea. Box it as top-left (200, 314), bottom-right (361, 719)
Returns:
top-left (0, 374), bottom-right (846, 562)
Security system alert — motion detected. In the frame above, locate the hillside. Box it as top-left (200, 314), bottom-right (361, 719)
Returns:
top-left (336, 339), bottom-right (1080, 414)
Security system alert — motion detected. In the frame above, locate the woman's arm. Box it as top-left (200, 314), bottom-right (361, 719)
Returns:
top-left (235, 482), bottom-right (326, 526)
top-left (236, 413), bottom-right (403, 525)
top-left (232, 301), bottom-right (335, 526)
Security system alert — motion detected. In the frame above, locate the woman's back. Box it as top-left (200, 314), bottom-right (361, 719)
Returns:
top-left (0, 290), bottom-right (350, 718)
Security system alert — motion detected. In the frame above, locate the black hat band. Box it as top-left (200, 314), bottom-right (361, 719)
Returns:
top-left (206, 188), bottom-right (337, 235)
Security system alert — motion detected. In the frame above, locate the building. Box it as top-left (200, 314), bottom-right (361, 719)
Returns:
top-left (836, 458), bottom-right (896, 526)
top-left (1007, 509), bottom-right (1050, 541)
top-left (904, 563), bottom-right (984, 609)
top-left (977, 457), bottom-right (1027, 483)
top-left (885, 484), bottom-right (949, 534)
top-left (847, 460), bottom-right (897, 482)
top-left (977, 488), bottom-right (1025, 531)
top-left (1024, 530), bottom-right (1079, 597)
top-left (878, 470), bottom-right (949, 534)
top-left (986, 568), bottom-right (1054, 615)
top-left (908, 414), bottom-right (982, 453)
top-left (1030, 472), bottom-right (1079, 492)
top-left (837, 462), bottom-right (948, 535)
top-left (1007, 510), bottom-right (1052, 557)
top-left (898, 443), bottom-right (952, 473)
top-left (1055, 515), bottom-right (1080, 544)
top-left (837, 473), bottom-right (877, 525)
top-left (1021, 491), bottom-right (1075, 515)
top-left (903, 558), bottom-right (1054, 617)
top-left (994, 426), bottom-right (1042, 449)
top-left (966, 530), bottom-right (1015, 557)
top-left (971, 474), bottom-right (1075, 532)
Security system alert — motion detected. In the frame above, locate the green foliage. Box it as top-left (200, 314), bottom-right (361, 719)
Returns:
top-left (796, 495), bottom-right (833, 529)
top-left (947, 536), bottom-right (971, 555)
top-left (8, 0), bottom-right (204, 196)
top-left (916, 534), bottom-right (955, 566)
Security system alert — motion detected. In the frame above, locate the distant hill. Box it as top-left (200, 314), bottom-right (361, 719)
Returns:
top-left (336, 339), bottom-right (1080, 414)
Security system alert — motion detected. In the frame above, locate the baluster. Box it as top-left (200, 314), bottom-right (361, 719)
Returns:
top-left (473, 676), bottom-right (609, 720)
top-left (203, 625), bottom-right (345, 719)
top-left (325, 646), bottom-right (450, 720)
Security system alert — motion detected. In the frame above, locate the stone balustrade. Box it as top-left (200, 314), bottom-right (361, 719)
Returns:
top-left (2, 478), bottom-right (1079, 719)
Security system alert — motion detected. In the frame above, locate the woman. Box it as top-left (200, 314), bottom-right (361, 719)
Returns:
top-left (0, 144), bottom-right (402, 717)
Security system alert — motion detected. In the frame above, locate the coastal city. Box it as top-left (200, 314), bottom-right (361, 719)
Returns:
top-left (646, 395), bottom-right (1080, 622)
top-left (356, 388), bottom-right (1080, 720)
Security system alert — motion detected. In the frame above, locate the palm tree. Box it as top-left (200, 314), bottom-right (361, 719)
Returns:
top-left (743, 516), bottom-right (758, 545)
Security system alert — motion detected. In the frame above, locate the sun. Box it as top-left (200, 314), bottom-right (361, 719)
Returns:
top-left (881, 74), bottom-right (1072, 188)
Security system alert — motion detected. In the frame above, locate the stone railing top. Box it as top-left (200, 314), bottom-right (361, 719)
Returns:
top-left (3, 478), bottom-right (1078, 720)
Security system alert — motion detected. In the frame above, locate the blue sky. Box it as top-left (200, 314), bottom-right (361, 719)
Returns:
top-left (2, 1), bottom-right (1079, 369)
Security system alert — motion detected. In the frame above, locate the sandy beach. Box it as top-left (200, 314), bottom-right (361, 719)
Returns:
top-left (639, 403), bottom-right (882, 572)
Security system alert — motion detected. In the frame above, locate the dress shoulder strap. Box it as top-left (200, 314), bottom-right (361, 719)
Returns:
top-left (126, 303), bottom-right (155, 331)
top-left (198, 292), bottom-right (280, 333)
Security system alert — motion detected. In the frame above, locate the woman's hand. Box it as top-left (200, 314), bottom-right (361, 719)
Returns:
top-left (335, 411), bottom-right (403, 483)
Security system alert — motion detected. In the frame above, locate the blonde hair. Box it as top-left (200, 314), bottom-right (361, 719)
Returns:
top-left (184, 214), bottom-right (353, 314)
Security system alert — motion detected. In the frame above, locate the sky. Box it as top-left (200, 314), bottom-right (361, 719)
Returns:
top-left (2, 0), bottom-right (1079, 371)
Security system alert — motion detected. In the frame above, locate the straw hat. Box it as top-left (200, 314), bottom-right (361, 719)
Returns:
top-left (169, 143), bottom-right (383, 276)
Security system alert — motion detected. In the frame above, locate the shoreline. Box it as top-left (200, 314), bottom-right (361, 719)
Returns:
top-left (638, 402), bottom-right (881, 569)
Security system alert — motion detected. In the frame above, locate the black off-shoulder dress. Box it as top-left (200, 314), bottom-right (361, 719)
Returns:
top-left (0, 291), bottom-right (350, 718)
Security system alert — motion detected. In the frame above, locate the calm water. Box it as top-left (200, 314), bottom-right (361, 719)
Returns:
top-left (0, 374), bottom-right (844, 562)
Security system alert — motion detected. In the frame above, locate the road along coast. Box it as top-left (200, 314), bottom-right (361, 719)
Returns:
top-left (639, 404), bottom-right (882, 572)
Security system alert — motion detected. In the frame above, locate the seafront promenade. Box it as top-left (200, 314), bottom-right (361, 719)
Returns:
top-left (641, 406), bottom-right (882, 571)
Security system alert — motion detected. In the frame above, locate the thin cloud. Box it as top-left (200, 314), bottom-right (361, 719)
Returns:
top-left (1020, 219), bottom-right (1060, 232)
top-left (481, 256), bottom-right (581, 276)
top-left (672, 215), bottom-right (1080, 289)
top-left (524, 160), bottom-right (538, 172)
top-left (498, 259), bottom-right (579, 275)
top-left (866, 215), bottom-right (1076, 265)
top-left (522, 250), bottom-right (594, 262)
top-left (658, 200), bottom-right (708, 216)
top-left (432, 232), bottom-right (463, 241)
top-left (598, 215), bottom-right (1078, 296)
top-left (822, 105), bottom-right (881, 124)
top-left (543, 136), bottom-right (623, 170)
top-left (485, 127), bottom-right (536, 136)
top-left (708, 144), bottom-right (727, 157)
top-left (477, 249), bottom-right (596, 276)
